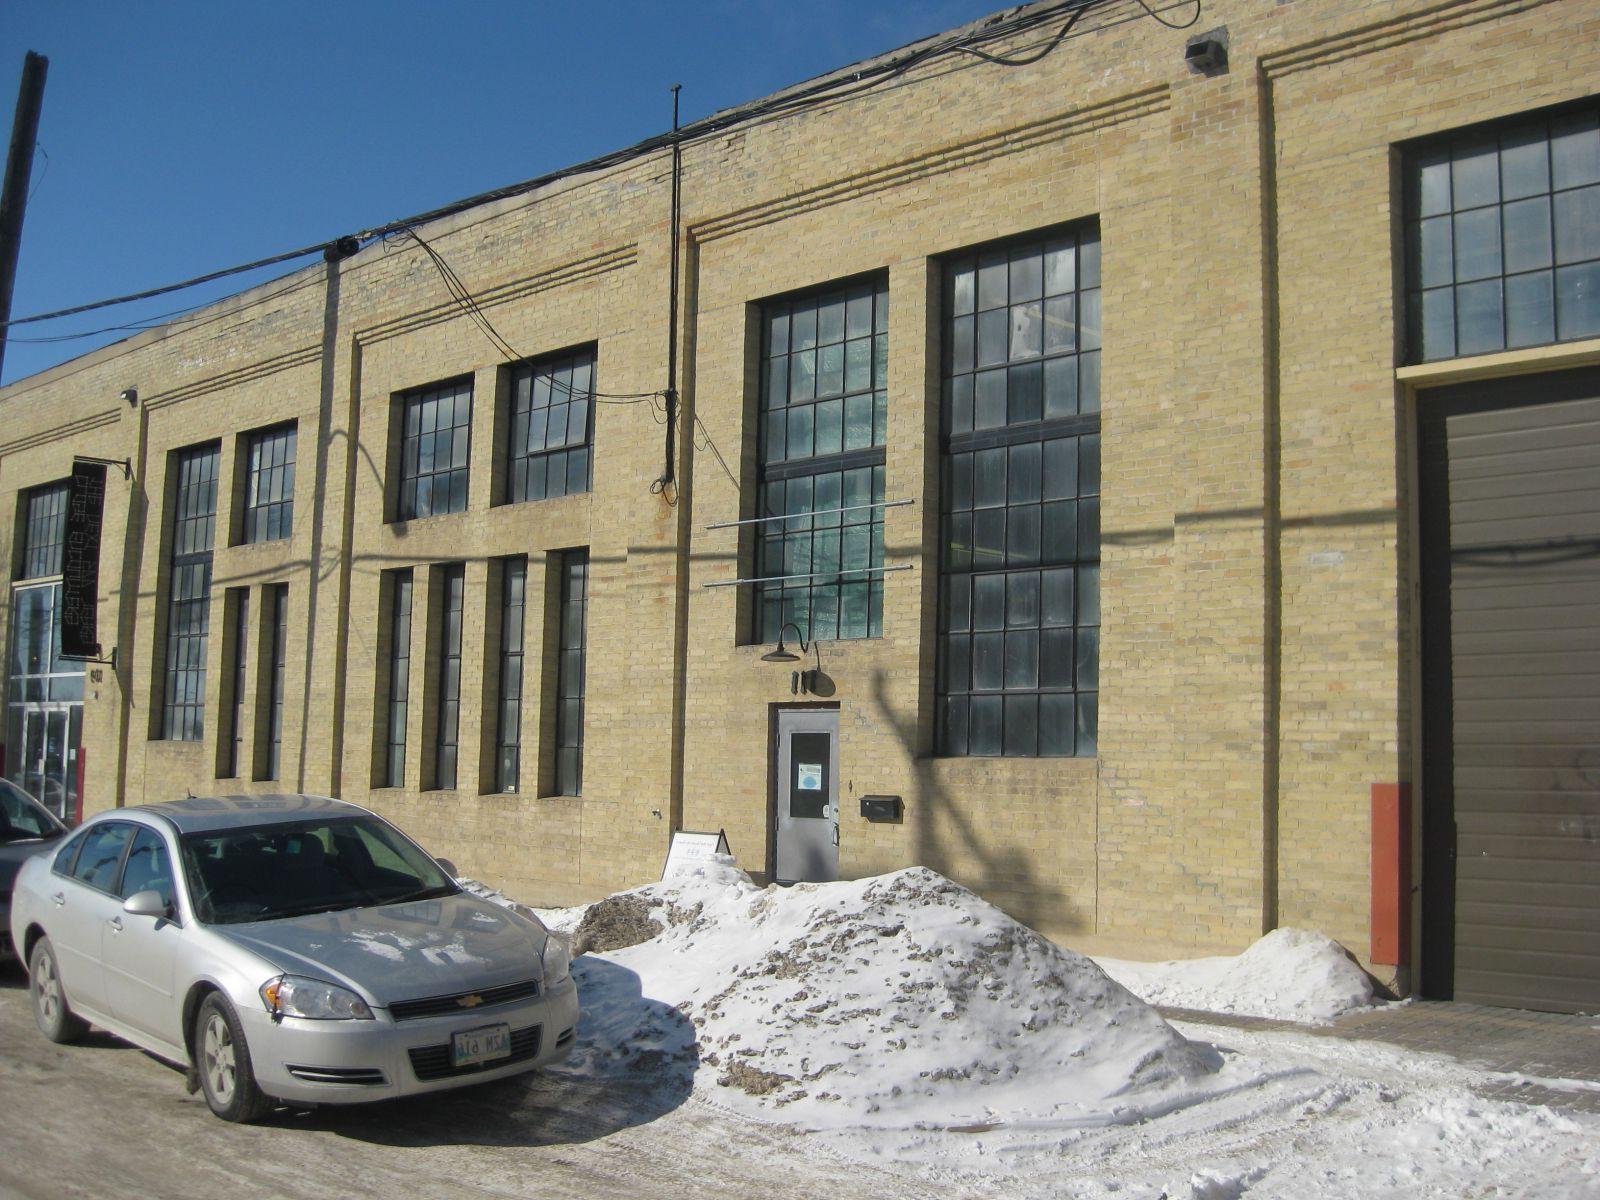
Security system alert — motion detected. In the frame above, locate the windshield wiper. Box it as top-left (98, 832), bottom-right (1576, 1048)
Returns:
top-left (380, 883), bottom-right (458, 906)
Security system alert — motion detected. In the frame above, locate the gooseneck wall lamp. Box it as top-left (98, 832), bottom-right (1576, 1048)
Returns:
top-left (760, 621), bottom-right (808, 663)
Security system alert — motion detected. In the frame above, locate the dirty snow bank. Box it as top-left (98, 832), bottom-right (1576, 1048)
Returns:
top-left (1094, 927), bottom-right (1376, 1024)
top-left (562, 858), bottom-right (1226, 1130)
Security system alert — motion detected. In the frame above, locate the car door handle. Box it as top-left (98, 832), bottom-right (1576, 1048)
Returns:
top-left (50, 892), bottom-right (65, 906)
top-left (107, 917), bottom-right (123, 933)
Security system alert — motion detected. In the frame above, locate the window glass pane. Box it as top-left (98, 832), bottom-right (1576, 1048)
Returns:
top-left (1551, 109), bottom-right (1600, 190)
top-left (1553, 185), bottom-right (1600, 265)
top-left (938, 224), bottom-right (1101, 757)
top-left (1456, 278), bottom-right (1505, 355)
top-left (1506, 271), bottom-right (1555, 348)
top-left (1556, 261), bottom-right (1600, 340)
top-left (1452, 134), bottom-right (1500, 209)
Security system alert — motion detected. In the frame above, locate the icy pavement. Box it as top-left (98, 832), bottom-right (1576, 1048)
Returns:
top-left (495, 862), bottom-right (1600, 1198)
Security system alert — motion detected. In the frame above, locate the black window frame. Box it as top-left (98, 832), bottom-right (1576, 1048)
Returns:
top-left (161, 442), bottom-right (221, 742)
top-left (395, 377), bottom-right (474, 522)
top-left (936, 223), bottom-right (1102, 759)
top-left (431, 563), bottom-right (465, 791)
top-left (553, 550), bottom-right (587, 797)
top-left (18, 480), bottom-right (70, 580)
top-left (494, 557), bottom-right (527, 793)
top-left (1404, 100), bottom-right (1600, 363)
top-left (753, 275), bottom-right (889, 644)
top-left (257, 583), bottom-right (288, 781)
top-left (241, 422), bottom-right (297, 544)
top-left (504, 347), bottom-right (595, 504)
top-left (380, 569), bottom-right (413, 788)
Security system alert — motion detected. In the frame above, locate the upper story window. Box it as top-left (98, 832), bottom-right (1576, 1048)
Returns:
top-left (506, 348), bottom-right (594, 503)
top-left (1407, 103), bottom-right (1600, 362)
top-left (937, 225), bottom-right (1101, 758)
top-left (397, 378), bottom-right (472, 520)
top-left (754, 277), bottom-right (889, 643)
top-left (19, 481), bottom-right (70, 579)
top-left (163, 442), bottom-right (221, 741)
top-left (242, 423), bottom-right (296, 543)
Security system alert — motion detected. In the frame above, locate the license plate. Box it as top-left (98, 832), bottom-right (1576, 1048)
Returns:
top-left (451, 1023), bottom-right (511, 1068)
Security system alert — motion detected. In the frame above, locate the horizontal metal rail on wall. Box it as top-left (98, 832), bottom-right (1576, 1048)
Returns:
top-left (702, 498), bottom-right (914, 531)
top-left (702, 564), bottom-right (914, 589)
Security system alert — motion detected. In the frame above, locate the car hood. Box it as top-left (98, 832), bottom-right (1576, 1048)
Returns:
top-left (213, 892), bottom-right (547, 1006)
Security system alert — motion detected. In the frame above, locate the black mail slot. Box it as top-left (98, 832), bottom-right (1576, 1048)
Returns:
top-left (860, 795), bottom-right (903, 823)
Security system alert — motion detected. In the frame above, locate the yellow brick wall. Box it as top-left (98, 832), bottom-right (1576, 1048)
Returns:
top-left (1, 0), bottom-right (1595, 972)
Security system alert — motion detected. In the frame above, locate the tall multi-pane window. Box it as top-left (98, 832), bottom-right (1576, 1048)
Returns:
top-left (433, 564), bottom-right (465, 790)
top-left (382, 570), bottom-right (413, 787)
top-left (495, 558), bottom-right (527, 792)
top-left (506, 348), bottom-right (594, 503)
top-left (242, 423), bottom-right (296, 543)
top-left (554, 551), bottom-right (588, 796)
top-left (937, 225), bottom-right (1101, 758)
top-left (224, 589), bottom-right (249, 777)
top-left (1407, 104), bottom-right (1600, 362)
top-left (397, 378), bottom-right (473, 520)
top-left (20, 482), bottom-right (69, 579)
top-left (7, 480), bottom-right (85, 819)
top-left (755, 278), bottom-right (888, 643)
top-left (259, 584), bottom-right (288, 781)
top-left (163, 443), bottom-right (221, 741)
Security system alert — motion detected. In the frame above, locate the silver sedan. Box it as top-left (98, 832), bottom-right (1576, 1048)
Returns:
top-left (8, 794), bottom-right (578, 1121)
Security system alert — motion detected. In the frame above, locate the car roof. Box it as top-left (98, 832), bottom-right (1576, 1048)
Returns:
top-left (118, 793), bottom-right (371, 835)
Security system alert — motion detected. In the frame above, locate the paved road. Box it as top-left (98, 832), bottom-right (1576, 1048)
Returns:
top-left (0, 963), bottom-right (941, 1200)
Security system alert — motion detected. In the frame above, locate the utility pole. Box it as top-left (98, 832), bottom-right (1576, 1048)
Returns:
top-left (0, 51), bottom-right (49, 385)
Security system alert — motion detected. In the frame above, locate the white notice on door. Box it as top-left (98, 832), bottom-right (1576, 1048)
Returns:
top-left (797, 762), bottom-right (823, 791)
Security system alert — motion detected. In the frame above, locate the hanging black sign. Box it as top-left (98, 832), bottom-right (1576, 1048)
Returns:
top-left (60, 461), bottom-right (107, 659)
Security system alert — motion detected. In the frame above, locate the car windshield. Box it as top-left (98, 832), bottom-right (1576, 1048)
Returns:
top-left (0, 779), bottom-right (64, 844)
top-left (179, 815), bottom-right (458, 925)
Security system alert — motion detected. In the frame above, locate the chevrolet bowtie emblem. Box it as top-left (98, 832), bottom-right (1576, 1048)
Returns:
top-left (457, 994), bottom-right (484, 1008)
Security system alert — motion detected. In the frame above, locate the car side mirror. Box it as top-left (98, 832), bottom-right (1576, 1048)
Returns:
top-left (123, 890), bottom-right (171, 920)
top-left (435, 858), bottom-right (458, 878)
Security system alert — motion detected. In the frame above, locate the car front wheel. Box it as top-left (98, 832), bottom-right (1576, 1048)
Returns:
top-left (29, 937), bottom-right (87, 1044)
top-left (194, 993), bottom-right (274, 1123)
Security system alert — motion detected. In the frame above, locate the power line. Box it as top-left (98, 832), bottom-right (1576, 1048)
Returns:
top-left (0, 0), bottom-right (1188, 335)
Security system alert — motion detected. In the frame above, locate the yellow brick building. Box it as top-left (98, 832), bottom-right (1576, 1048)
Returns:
top-left (4, 0), bottom-right (1598, 1012)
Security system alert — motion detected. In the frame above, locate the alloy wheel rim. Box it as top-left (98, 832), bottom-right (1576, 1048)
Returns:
top-left (202, 1013), bottom-right (236, 1104)
top-left (35, 953), bottom-right (60, 1023)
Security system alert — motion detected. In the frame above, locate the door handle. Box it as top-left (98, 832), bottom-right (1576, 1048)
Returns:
top-left (50, 892), bottom-right (65, 906)
top-left (108, 917), bottom-right (123, 933)
top-left (833, 823), bottom-right (840, 847)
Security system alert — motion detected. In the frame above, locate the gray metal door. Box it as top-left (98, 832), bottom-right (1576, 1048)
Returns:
top-left (774, 709), bottom-right (839, 884)
top-left (1419, 368), bottom-right (1600, 1013)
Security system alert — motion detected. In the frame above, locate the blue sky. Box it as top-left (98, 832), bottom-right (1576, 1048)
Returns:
top-left (0, 0), bottom-right (1002, 385)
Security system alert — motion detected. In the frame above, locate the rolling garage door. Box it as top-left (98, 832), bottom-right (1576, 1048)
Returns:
top-left (1419, 367), bottom-right (1600, 1013)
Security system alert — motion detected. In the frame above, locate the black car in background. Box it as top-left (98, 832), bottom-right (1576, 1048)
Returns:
top-left (0, 779), bottom-right (67, 961)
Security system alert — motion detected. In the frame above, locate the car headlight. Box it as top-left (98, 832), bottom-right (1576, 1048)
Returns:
top-left (541, 933), bottom-right (571, 985)
top-left (260, 975), bottom-right (374, 1021)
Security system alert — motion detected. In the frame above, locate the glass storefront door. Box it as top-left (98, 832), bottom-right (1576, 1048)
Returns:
top-left (6, 582), bottom-right (85, 821)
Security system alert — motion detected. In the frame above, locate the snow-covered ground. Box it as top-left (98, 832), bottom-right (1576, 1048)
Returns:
top-left (481, 863), bottom-right (1600, 1198)
top-left (1093, 927), bottom-right (1377, 1024)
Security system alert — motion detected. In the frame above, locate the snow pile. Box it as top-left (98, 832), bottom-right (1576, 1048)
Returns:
top-left (1095, 927), bottom-right (1376, 1024)
top-left (564, 859), bottom-right (1223, 1130)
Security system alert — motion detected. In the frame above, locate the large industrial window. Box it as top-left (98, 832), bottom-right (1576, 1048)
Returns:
top-left (1406, 103), bottom-right (1600, 362)
top-left (754, 277), bottom-right (888, 642)
top-left (242, 423), bottom-right (296, 543)
top-left (554, 551), bottom-right (588, 796)
top-left (937, 225), bottom-right (1100, 757)
top-left (506, 348), bottom-right (593, 503)
top-left (19, 481), bottom-right (69, 579)
top-left (495, 557), bottom-right (527, 792)
top-left (162, 442), bottom-right (221, 741)
top-left (397, 378), bottom-right (473, 520)
top-left (432, 563), bottom-right (465, 790)
top-left (381, 569), bottom-right (413, 787)
top-left (259, 584), bottom-right (288, 781)
top-left (223, 588), bottom-right (249, 778)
